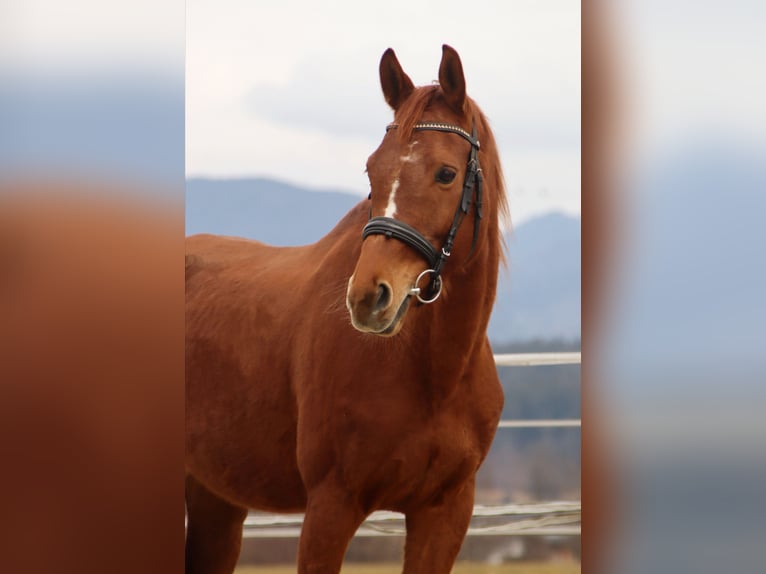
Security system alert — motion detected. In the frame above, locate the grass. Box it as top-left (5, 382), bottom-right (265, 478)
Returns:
top-left (235, 562), bottom-right (579, 574)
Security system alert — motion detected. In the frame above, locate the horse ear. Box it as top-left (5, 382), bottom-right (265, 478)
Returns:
top-left (379, 48), bottom-right (414, 111)
top-left (438, 44), bottom-right (466, 115)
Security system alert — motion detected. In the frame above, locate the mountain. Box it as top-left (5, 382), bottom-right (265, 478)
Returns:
top-left (186, 177), bottom-right (581, 343)
top-left (491, 212), bottom-right (581, 343)
top-left (186, 178), bottom-right (359, 246)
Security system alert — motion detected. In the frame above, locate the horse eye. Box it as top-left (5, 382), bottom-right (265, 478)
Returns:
top-left (435, 167), bottom-right (457, 184)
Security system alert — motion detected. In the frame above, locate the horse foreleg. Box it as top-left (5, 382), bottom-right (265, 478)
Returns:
top-left (402, 479), bottom-right (475, 574)
top-left (185, 475), bottom-right (248, 574)
top-left (297, 483), bottom-right (366, 574)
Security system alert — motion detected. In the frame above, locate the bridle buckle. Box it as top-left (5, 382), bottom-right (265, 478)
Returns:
top-left (410, 269), bottom-right (443, 304)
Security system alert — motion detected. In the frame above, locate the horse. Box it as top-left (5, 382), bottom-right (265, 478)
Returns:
top-left (185, 45), bottom-right (509, 574)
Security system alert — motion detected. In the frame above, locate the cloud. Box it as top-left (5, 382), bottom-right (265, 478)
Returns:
top-left (246, 52), bottom-right (580, 155)
top-left (246, 55), bottom-right (391, 140)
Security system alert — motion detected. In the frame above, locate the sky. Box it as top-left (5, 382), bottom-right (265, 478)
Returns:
top-left (611, 0), bottom-right (766, 168)
top-left (186, 0), bottom-right (581, 225)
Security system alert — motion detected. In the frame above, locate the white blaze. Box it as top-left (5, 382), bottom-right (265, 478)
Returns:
top-left (382, 142), bottom-right (418, 220)
top-left (384, 178), bottom-right (399, 218)
top-left (401, 141), bottom-right (419, 163)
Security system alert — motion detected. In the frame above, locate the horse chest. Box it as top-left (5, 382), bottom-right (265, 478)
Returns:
top-left (295, 348), bottom-right (503, 510)
top-left (330, 399), bottom-right (486, 510)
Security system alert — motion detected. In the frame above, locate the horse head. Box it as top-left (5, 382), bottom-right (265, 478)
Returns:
top-left (346, 45), bottom-right (503, 336)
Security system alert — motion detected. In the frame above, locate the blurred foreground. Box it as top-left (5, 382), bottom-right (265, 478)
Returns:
top-left (0, 182), bottom-right (185, 574)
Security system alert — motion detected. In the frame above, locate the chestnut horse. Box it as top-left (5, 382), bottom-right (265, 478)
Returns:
top-left (185, 45), bottom-right (508, 574)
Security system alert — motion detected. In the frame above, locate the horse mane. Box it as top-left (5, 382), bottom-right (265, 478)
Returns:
top-left (393, 85), bottom-right (510, 262)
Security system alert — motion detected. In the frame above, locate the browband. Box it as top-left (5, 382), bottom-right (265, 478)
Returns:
top-left (386, 122), bottom-right (480, 150)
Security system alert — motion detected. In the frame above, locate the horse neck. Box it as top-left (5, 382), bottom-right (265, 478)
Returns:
top-left (331, 201), bottom-right (502, 395)
top-left (413, 217), bottom-right (502, 390)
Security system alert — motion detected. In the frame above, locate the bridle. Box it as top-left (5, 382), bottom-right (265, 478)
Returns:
top-left (361, 119), bottom-right (484, 304)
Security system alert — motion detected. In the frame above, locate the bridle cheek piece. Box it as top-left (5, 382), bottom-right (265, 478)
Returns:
top-left (361, 119), bottom-right (484, 304)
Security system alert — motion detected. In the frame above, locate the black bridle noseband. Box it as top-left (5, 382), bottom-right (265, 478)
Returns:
top-left (361, 119), bottom-right (484, 304)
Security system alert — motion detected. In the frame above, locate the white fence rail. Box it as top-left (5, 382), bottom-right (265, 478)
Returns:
top-left (243, 352), bottom-right (581, 539)
top-left (243, 502), bottom-right (581, 538)
top-left (493, 352), bottom-right (581, 367)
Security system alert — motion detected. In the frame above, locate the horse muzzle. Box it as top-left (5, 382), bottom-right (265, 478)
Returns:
top-left (346, 277), bottom-right (411, 336)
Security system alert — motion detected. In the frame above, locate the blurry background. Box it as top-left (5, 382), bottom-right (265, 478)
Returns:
top-left (599, 2), bottom-right (766, 573)
top-left (0, 0), bottom-right (184, 186)
top-left (1, 2), bottom-right (185, 574)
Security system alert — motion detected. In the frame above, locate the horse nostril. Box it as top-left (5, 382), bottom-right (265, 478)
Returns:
top-left (373, 282), bottom-right (392, 313)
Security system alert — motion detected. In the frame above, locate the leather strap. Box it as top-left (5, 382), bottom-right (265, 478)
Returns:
top-left (362, 217), bottom-right (438, 267)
